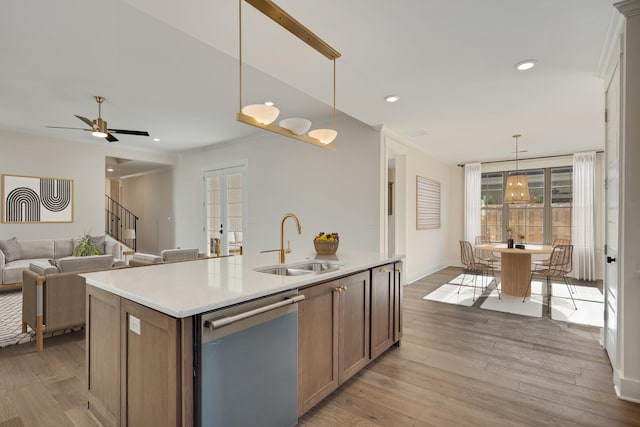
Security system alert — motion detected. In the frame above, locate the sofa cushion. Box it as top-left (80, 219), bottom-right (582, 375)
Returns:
top-left (2, 258), bottom-right (50, 284)
top-left (19, 239), bottom-right (55, 260)
top-left (91, 235), bottom-right (106, 255)
top-left (57, 254), bottom-right (114, 273)
top-left (29, 261), bottom-right (59, 275)
top-left (54, 238), bottom-right (74, 258)
top-left (0, 237), bottom-right (21, 263)
top-left (161, 248), bottom-right (199, 262)
top-left (131, 252), bottom-right (163, 264)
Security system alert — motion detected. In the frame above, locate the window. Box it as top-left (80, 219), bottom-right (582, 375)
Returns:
top-left (480, 172), bottom-right (503, 241)
top-left (480, 166), bottom-right (572, 244)
top-left (551, 167), bottom-right (572, 242)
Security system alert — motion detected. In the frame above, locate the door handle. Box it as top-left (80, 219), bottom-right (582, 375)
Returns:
top-left (607, 256), bottom-right (616, 264)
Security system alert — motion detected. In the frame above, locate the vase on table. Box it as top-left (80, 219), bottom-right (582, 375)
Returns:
top-left (507, 233), bottom-right (514, 248)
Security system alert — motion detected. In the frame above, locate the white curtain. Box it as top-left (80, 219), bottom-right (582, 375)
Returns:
top-left (464, 163), bottom-right (482, 243)
top-left (572, 152), bottom-right (596, 280)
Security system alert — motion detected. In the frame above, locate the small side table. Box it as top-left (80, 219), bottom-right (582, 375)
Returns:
top-left (123, 250), bottom-right (134, 265)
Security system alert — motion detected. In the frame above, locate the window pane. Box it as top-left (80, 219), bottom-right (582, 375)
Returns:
top-left (481, 172), bottom-right (503, 241)
top-left (551, 166), bottom-right (572, 242)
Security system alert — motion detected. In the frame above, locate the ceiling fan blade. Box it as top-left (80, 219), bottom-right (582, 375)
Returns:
top-left (46, 126), bottom-right (91, 131)
top-left (108, 129), bottom-right (150, 136)
top-left (74, 115), bottom-right (94, 127)
top-left (105, 132), bottom-right (119, 142)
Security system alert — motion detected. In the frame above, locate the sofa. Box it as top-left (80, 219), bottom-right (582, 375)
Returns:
top-left (129, 248), bottom-right (203, 266)
top-left (0, 236), bottom-right (124, 287)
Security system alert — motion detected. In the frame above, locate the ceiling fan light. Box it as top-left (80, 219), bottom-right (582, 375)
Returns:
top-left (308, 128), bottom-right (337, 144)
top-left (242, 104), bottom-right (280, 125)
top-left (92, 130), bottom-right (108, 138)
top-left (279, 118), bottom-right (312, 135)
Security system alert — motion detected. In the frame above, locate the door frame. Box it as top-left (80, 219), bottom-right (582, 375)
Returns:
top-left (202, 160), bottom-right (248, 257)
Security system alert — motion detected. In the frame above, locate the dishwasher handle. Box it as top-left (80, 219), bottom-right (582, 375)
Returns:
top-left (204, 294), bottom-right (305, 330)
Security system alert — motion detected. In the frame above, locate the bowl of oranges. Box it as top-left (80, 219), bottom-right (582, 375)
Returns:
top-left (313, 232), bottom-right (339, 255)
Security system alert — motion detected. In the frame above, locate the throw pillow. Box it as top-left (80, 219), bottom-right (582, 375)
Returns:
top-left (0, 237), bottom-right (22, 263)
top-left (91, 235), bottom-right (106, 255)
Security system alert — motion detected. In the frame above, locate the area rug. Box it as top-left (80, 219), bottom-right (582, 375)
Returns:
top-left (479, 281), bottom-right (543, 318)
top-left (550, 284), bottom-right (604, 327)
top-left (422, 274), bottom-right (495, 306)
top-left (0, 291), bottom-right (34, 348)
top-left (551, 282), bottom-right (604, 302)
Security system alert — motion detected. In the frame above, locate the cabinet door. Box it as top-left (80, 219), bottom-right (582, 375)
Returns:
top-left (121, 300), bottom-right (181, 427)
top-left (338, 271), bottom-right (370, 383)
top-left (86, 286), bottom-right (121, 427)
top-left (393, 262), bottom-right (403, 343)
top-left (298, 280), bottom-right (340, 416)
top-left (371, 264), bottom-right (394, 359)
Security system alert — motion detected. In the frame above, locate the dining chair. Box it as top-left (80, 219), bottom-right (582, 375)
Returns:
top-left (475, 235), bottom-right (500, 269)
top-left (524, 244), bottom-right (576, 310)
top-left (459, 240), bottom-right (499, 302)
top-left (532, 238), bottom-right (571, 268)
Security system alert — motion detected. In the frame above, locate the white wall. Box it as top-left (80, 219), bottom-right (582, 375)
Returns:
top-left (120, 168), bottom-right (175, 254)
top-left (406, 147), bottom-right (459, 282)
top-left (174, 117), bottom-right (380, 256)
top-left (0, 129), bottom-right (177, 241)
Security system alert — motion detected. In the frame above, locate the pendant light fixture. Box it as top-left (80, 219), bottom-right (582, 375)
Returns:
top-left (236, 0), bottom-right (340, 150)
top-left (504, 134), bottom-right (531, 203)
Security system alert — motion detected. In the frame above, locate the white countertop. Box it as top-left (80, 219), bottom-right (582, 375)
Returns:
top-left (81, 250), bottom-right (403, 318)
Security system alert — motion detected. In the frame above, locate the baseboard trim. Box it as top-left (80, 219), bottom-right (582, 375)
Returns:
top-left (407, 264), bottom-right (447, 284)
top-left (614, 369), bottom-right (640, 403)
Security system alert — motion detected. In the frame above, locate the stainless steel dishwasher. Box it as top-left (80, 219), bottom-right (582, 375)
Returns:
top-left (196, 290), bottom-right (303, 427)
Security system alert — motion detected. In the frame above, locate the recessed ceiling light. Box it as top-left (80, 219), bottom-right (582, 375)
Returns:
top-left (153, 138), bottom-right (160, 142)
top-left (385, 95), bottom-right (399, 103)
top-left (264, 101), bottom-right (274, 106)
top-left (515, 59), bottom-right (537, 71)
top-left (106, 168), bottom-right (114, 172)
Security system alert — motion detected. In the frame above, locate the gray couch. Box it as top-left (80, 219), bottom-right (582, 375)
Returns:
top-left (129, 248), bottom-right (202, 266)
top-left (0, 236), bottom-right (124, 286)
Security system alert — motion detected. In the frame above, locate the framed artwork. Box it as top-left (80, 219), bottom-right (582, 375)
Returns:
top-left (2, 174), bottom-right (74, 223)
top-left (416, 175), bottom-right (440, 230)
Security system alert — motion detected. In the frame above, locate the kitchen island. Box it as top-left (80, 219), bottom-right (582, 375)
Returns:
top-left (81, 250), bottom-right (403, 427)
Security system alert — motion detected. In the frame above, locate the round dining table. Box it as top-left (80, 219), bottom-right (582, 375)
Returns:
top-left (475, 244), bottom-right (553, 297)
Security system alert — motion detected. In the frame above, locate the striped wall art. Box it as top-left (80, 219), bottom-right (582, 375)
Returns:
top-left (2, 174), bottom-right (73, 223)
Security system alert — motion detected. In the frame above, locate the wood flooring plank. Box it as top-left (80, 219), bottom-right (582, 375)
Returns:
top-left (0, 267), bottom-right (637, 426)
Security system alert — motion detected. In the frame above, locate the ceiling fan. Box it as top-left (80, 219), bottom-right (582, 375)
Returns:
top-left (47, 96), bottom-right (150, 142)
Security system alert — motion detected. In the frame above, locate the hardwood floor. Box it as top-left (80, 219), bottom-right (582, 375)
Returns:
top-left (299, 267), bottom-right (640, 426)
top-left (1, 266), bottom-right (638, 426)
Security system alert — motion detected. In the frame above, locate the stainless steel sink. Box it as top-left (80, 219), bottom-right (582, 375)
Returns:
top-left (288, 261), bottom-right (340, 273)
top-left (256, 267), bottom-right (313, 276)
top-left (256, 261), bottom-right (340, 276)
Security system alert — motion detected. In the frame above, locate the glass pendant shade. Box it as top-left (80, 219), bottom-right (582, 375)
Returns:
top-left (308, 128), bottom-right (338, 144)
top-left (279, 118), bottom-right (312, 135)
top-left (504, 174), bottom-right (530, 203)
top-left (242, 104), bottom-right (280, 125)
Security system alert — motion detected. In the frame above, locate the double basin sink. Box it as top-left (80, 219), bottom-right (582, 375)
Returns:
top-left (256, 260), bottom-right (341, 277)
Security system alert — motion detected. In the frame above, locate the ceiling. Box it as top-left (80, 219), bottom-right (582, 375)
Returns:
top-left (0, 0), bottom-right (616, 165)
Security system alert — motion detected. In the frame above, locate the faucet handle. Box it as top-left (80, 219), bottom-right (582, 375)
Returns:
top-left (285, 240), bottom-right (292, 254)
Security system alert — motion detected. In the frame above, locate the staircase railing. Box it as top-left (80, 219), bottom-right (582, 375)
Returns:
top-left (105, 195), bottom-right (138, 251)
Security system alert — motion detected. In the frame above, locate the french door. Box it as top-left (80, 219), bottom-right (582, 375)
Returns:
top-left (204, 166), bottom-right (246, 257)
top-left (604, 63), bottom-right (620, 367)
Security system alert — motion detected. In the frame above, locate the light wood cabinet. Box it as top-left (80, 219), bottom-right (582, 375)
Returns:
top-left (298, 271), bottom-right (370, 416)
top-left (86, 285), bottom-right (193, 427)
top-left (370, 264), bottom-right (394, 359)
